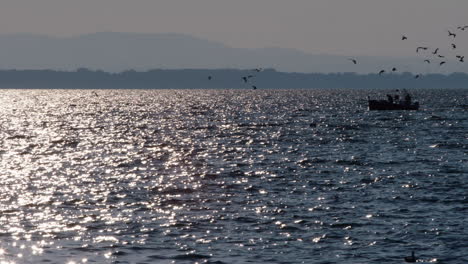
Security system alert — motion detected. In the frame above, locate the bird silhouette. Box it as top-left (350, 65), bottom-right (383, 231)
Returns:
top-left (253, 68), bottom-right (263, 72)
top-left (457, 26), bottom-right (468, 31)
top-left (378, 70), bottom-right (385, 75)
top-left (392, 67), bottom-right (397, 72)
top-left (247, 75), bottom-right (254, 78)
top-left (208, 76), bottom-right (212, 80)
top-left (242, 76), bottom-right (248, 83)
top-left (414, 74), bottom-right (420, 79)
top-left (438, 55), bottom-right (445, 58)
top-left (451, 43), bottom-right (457, 49)
top-left (404, 251), bottom-right (417, 263)
top-left (402, 35), bottom-right (408, 40)
top-left (252, 85), bottom-right (257, 90)
top-left (92, 91), bottom-right (99, 97)
top-left (432, 48), bottom-right (439, 55)
top-left (456, 55), bottom-right (465, 62)
top-left (448, 30), bottom-right (457, 38)
top-left (440, 61), bottom-right (446, 66)
top-left (424, 59), bottom-right (431, 64)
top-left (416, 47), bottom-right (428, 53)
top-left (348, 58), bottom-right (357, 64)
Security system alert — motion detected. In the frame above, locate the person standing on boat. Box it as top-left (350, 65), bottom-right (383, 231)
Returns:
top-left (404, 93), bottom-right (412, 105)
top-left (394, 89), bottom-right (400, 103)
top-left (387, 94), bottom-right (394, 103)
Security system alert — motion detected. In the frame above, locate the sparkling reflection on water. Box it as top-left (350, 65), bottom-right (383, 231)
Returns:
top-left (0, 89), bottom-right (466, 264)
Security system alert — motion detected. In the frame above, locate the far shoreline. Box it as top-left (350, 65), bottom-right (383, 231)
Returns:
top-left (0, 68), bottom-right (468, 89)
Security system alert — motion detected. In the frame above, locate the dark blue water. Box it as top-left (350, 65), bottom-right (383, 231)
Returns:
top-left (0, 89), bottom-right (466, 263)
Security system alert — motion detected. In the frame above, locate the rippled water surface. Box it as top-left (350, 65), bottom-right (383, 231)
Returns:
top-left (0, 89), bottom-right (466, 264)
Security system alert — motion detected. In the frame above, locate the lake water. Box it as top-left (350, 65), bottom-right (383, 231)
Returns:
top-left (0, 89), bottom-right (466, 264)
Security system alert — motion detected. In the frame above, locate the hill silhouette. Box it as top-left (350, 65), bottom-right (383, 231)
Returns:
top-left (1, 32), bottom-right (468, 74)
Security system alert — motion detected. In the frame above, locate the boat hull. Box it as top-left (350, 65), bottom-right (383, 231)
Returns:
top-left (368, 100), bottom-right (419, 110)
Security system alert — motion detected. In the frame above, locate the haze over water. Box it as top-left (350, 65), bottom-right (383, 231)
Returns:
top-left (0, 88), bottom-right (466, 263)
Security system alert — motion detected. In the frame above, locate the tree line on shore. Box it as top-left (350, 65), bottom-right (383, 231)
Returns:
top-left (0, 68), bottom-right (467, 89)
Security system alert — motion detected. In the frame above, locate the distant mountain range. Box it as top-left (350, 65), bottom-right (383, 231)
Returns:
top-left (0, 32), bottom-right (467, 73)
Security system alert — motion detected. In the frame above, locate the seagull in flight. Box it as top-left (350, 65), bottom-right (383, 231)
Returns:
top-left (208, 76), bottom-right (212, 80)
top-left (348, 58), bottom-right (357, 64)
top-left (414, 74), bottom-right (420, 79)
top-left (378, 70), bottom-right (385, 75)
top-left (391, 67), bottom-right (397, 72)
top-left (456, 55), bottom-right (465, 62)
top-left (252, 85), bottom-right (257, 90)
top-left (438, 55), bottom-right (445, 58)
top-left (424, 59), bottom-right (431, 64)
top-left (448, 30), bottom-right (457, 38)
top-left (253, 68), bottom-right (263, 72)
top-left (242, 76), bottom-right (248, 83)
top-left (432, 48), bottom-right (439, 55)
top-left (416, 47), bottom-right (428, 53)
top-left (402, 35), bottom-right (408, 40)
top-left (440, 61), bottom-right (446, 66)
top-left (451, 43), bottom-right (457, 49)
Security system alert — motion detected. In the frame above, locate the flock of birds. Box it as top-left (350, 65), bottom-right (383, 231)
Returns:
top-left (208, 68), bottom-right (262, 90)
top-left (207, 25), bottom-right (467, 90)
top-left (348, 25), bottom-right (468, 79)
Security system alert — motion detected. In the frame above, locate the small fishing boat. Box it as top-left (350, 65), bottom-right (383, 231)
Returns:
top-left (368, 90), bottom-right (419, 110)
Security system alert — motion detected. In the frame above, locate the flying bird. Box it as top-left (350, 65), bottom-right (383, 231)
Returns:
top-left (402, 35), bottom-right (408, 40)
top-left (247, 75), bottom-right (254, 78)
top-left (451, 43), bottom-right (457, 49)
top-left (208, 76), bottom-right (212, 80)
top-left (391, 67), bottom-right (397, 72)
top-left (456, 55), bottom-right (465, 62)
top-left (457, 26), bottom-right (468, 31)
top-left (253, 68), bottom-right (263, 72)
top-left (242, 76), bottom-right (248, 83)
top-left (252, 85), bottom-right (257, 90)
top-left (348, 58), bottom-right (357, 64)
top-left (424, 59), bottom-right (431, 64)
top-left (440, 61), bottom-right (446, 66)
top-left (448, 30), bottom-right (457, 38)
top-left (414, 74), bottom-right (420, 79)
top-left (438, 55), bottom-right (445, 58)
top-left (432, 48), bottom-right (439, 55)
top-left (416, 47), bottom-right (428, 53)
top-left (378, 70), bottom-right (385, 75)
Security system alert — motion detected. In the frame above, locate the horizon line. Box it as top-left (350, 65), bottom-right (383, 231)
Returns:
top-left (1, 67), bottom-right (467, 76)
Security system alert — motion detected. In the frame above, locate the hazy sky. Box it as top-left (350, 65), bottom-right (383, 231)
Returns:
top-left (1, 0), bottom-right (468, 57)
